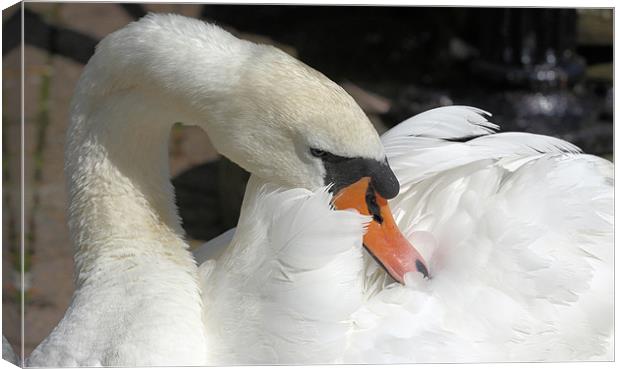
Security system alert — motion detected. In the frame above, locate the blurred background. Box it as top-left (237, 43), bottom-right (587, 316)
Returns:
top-left (2, 3), bottom-right (613, 357)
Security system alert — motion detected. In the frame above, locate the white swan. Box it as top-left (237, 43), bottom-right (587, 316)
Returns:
top-left (197, 106), bottom-right (613, 364)
top-left (25, 13), bottom-right (612, 366)
top-left (27, 13), bottom-right (424, 366)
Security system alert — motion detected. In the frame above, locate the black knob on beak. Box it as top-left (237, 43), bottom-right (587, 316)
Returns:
top-left (369, 160), bottom-right (400, 199)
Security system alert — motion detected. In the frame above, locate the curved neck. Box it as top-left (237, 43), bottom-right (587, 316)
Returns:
top-left (65, 16), bottom-right (254, 284)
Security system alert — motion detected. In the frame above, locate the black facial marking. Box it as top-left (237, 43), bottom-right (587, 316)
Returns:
top-left (365, 182), bottom-right (383, 224)
top-left (320, 152), bottom-right (400, 199)
top-left (370, 161), bottom-right (400, 199)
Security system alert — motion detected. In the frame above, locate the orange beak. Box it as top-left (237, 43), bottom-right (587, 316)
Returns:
top-left (333, 177), bottom-right (429, 283)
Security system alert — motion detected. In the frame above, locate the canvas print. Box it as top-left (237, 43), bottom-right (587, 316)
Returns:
top-left (1, 3), bottom-right (614, 366)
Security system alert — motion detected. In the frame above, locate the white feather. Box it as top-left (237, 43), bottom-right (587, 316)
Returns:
top-left (201, 175), bottom-right (370, 364)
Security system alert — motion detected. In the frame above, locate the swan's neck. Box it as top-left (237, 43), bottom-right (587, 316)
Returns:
top-left (33, 65), bottom-right (215, 367)
top-left (69, 91), bottom-right (185, 276)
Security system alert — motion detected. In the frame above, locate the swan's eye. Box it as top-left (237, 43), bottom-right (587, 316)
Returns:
top-left (311, 148), bottom-right (353, 163)
top-left (310, 148), bottom-right (328, 158)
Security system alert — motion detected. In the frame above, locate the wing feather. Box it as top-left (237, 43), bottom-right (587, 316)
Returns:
top-left (342, 106), bottom-right (614, 362)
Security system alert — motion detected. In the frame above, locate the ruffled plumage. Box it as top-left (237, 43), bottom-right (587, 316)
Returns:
top-left (349, 106), bottom-right (613, 363)
top-left (197, 106), bottom-right (613, 363)
top-left (199, 177), bottom-right (370, 364)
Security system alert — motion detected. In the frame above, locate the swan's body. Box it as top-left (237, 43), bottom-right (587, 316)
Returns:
top-left (26, 13), bottom-right (612, 366)
top-left (197, 106), bottom-right (613, 363)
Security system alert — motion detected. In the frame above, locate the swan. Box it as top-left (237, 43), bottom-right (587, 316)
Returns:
top-left (26, 13), bottom-right (426, 366)
top-left (197, 106), bottom-right (613, 364)
top-left (24, 12), bottom-right (612, 365)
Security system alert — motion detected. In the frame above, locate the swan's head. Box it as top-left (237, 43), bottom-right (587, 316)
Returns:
top-left (196, 45), bottom-right (428, 282)
top-left (203, 46), bottom-right (392, 194)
